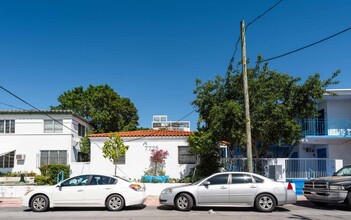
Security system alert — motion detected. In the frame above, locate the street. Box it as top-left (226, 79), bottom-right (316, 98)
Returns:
top-left (0, 201), bottom-right (351, 220)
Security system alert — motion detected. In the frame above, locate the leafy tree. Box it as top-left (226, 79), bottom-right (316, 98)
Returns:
top-left (192, 57), bottom-right (339, 172)
top-left (52, 84), bottom-right (139, 133)
top-left (102, 134), bottom-right (129, 175)
top-left (187, 131), bottom-right (221, 179)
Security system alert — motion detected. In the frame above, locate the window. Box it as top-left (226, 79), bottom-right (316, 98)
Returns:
top-left (178, 146), bottom-right (196, 164)
top-left (0, 120), bottom-right (15, 133)
top-left (206, 174), bottom-right (229, 185)
top-left (253, 176), bottom-right (264, 183)
top-left (78, 124), bottom-right (86, 137)
top-left (90, 175), bottom-right (117, 185)
top-left (117, 156), bottom-right (125, 164)
top-left (61, 175), bottom-right (89, 187)
top-left (231, 174), bottom-right (253, 184)
top-left (0, 151), bottom-right (15, 168)
top-left (40, 150), bottom-right (67, 165)
top-left (44, 120), bottom-right (63, 133)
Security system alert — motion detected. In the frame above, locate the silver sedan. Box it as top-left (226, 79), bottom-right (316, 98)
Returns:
top-left (159, 172), bottom-right (296, 212)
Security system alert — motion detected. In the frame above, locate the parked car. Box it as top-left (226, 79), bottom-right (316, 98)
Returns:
top-left (159, 172), bottom-right (296, 212)
top-left (22, 174), bottom-right (146, 212)
top-left (303, 164), bottom-right (351, 210)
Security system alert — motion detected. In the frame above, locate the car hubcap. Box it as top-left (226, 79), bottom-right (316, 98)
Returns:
top-left (259, 196), bottom-right (273, 210)
top-left (33, 197), bottom-right (46, 210)
top-left (177, 196), bottom-right (188, 209)
top-left (109, 196), bottom-right (122, 210)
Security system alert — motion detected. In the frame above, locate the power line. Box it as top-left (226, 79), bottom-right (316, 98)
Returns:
top-left (0, 101), bottom-right (27, 110)
top-left (0, 85), bottom-right (79, 135)
top-left (259, 27), bottom-right (351, 63)
top-left (228, 0), bottom-right (284, 72)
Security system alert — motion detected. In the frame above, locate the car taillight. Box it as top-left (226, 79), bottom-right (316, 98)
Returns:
top-left (287, 182), bottom-right (293, 190)
top-left (129, 184), bottom-right (144, 191)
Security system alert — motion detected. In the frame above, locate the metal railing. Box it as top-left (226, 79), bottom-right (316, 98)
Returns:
top-left (285, 158), bottom-right (336, 178)
top-left (221, 158), bottom-right (337, 179)
top-left (301, 118), bottom-right (351, 137)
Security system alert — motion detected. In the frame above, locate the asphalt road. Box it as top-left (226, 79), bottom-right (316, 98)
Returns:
top-left (0, 201), bottom-right (351, 220)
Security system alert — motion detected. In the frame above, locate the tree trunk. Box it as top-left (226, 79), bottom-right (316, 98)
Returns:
top-left (114, 163), bottom-right (117, 176)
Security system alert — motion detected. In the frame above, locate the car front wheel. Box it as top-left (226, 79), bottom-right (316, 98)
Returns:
top-left (255, 194), bottom-right (276, 212)
top-left (106, 194), bottom-right (125, 211)
top-left (31, 195), bottom-right (49, 212)
top-left (175, 193), bottom-right (193, 211)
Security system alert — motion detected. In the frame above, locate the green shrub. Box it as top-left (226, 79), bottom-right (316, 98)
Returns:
top-left (34, 175), bottom-right (51, 185)
top-left (0, 171), bottom-right (37, 177)
top-left (39, 164), bottom-right (70, 185)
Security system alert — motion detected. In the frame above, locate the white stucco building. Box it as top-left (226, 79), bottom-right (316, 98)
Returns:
top-left (291, 89), bottom-right (351, 164)
top-left (0, 110), bottom-right (92, 174)
top-left (88, 130), bottom-right (196, 180)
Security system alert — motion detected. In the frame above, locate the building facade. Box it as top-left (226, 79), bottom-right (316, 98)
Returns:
top-left (291, 89), bottom-right (351, 164)
top-left (0, 110), bottom-right (92, 174)
top-left (87, 130), bottom-right (196, 180)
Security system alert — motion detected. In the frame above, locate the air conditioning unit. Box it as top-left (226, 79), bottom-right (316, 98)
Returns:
top-left (16, 154), bottom-right (25, 160)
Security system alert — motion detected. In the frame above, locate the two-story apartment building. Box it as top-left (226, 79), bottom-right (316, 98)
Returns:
top-left (0, 110), bottom-right (92, 174)
top-left (291, 89), bottom-right (351, 164)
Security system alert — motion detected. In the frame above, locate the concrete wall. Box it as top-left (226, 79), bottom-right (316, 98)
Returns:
top-left (89, 137), bottom-right (196, 180)
top-left (328, 141), bottom-right (351, 165)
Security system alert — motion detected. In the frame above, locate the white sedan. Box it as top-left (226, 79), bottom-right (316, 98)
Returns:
top-left (22, 174), bottom-right (146, 212)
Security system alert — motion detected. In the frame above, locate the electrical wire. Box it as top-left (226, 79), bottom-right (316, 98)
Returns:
top-left (0, 85), bottom-right (79, 135)
top-left (0, 101), bottom-right (27, 110)
top-left (228, 0), bottom-right (284, 72)
top-left (259, 27), bottom-right (351, 63)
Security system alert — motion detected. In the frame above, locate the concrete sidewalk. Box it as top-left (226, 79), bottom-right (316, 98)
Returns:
top-left (0, 196), bottom-right (306, 208)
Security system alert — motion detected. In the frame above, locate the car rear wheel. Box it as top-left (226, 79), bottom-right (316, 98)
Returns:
top-left (106, 194), bottom-right (124, 211)
top-left (255, 194), bottom-right (276, 212)
top-left (31, 195), bottom-right (49, 212)
top-left (175, 193), bottom-right (193, 211)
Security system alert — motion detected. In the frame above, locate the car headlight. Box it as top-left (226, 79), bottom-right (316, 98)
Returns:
top-left (24, 189), bottom-right (34, 196)
top-left (329, 185), bottom-right (345, 190)
top-left (161, 188), bottom-right (173, 194)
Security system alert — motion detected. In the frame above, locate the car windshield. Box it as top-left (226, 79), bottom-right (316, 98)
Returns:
top-left (191, 177), bottom-right (208, 185)
top-left (336, 166), bottom-right (351, 176)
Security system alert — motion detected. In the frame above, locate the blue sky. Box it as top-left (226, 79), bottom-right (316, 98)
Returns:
top-left (0, 0), bottom-right (350, 131)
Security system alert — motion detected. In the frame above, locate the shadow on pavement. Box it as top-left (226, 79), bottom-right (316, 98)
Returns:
top-left (22, 204), bottom-right (147, 212)
top-left (294, 200), bottom-right (349, 211)
top-left (157, 204), bottom-right (290, 212)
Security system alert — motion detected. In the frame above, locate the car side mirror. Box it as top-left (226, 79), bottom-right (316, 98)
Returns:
top-left (57, 182), bottom-right (62, 187)
top-left (203, 181), bottom-right (210, 186)
top-left (332, 172), bottom-right (337, 176)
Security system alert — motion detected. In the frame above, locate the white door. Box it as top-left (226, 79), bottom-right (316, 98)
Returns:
top-left (84, 175), bottom-right (115, 205)
top-left (52, 175), bottom-right (90, 206)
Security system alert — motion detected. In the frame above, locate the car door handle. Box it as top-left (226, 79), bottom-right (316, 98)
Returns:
top-left (220, 186), bottom-right (227, 190)
top-left (77, 189), bottom-right (84, 192)
top-left (250, 185), bottom-right (257, 189)
top-left (105, 188), bottom-right (111, 190)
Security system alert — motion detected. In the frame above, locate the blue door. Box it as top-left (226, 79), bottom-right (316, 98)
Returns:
top-left (317, 148), bottom-right (327, 176)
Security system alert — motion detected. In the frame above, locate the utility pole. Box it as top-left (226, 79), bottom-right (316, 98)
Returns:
top-left (240, 20), bottom-right (253, 173)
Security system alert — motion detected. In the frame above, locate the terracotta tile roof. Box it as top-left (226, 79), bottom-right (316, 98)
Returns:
top-left (89, 129), bottom-right (193, 138)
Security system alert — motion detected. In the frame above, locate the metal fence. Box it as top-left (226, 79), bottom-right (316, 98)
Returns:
top-left (221, 158), bottom-right (337, 179)
top-left (285, 158), bottom-right (336, 178)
